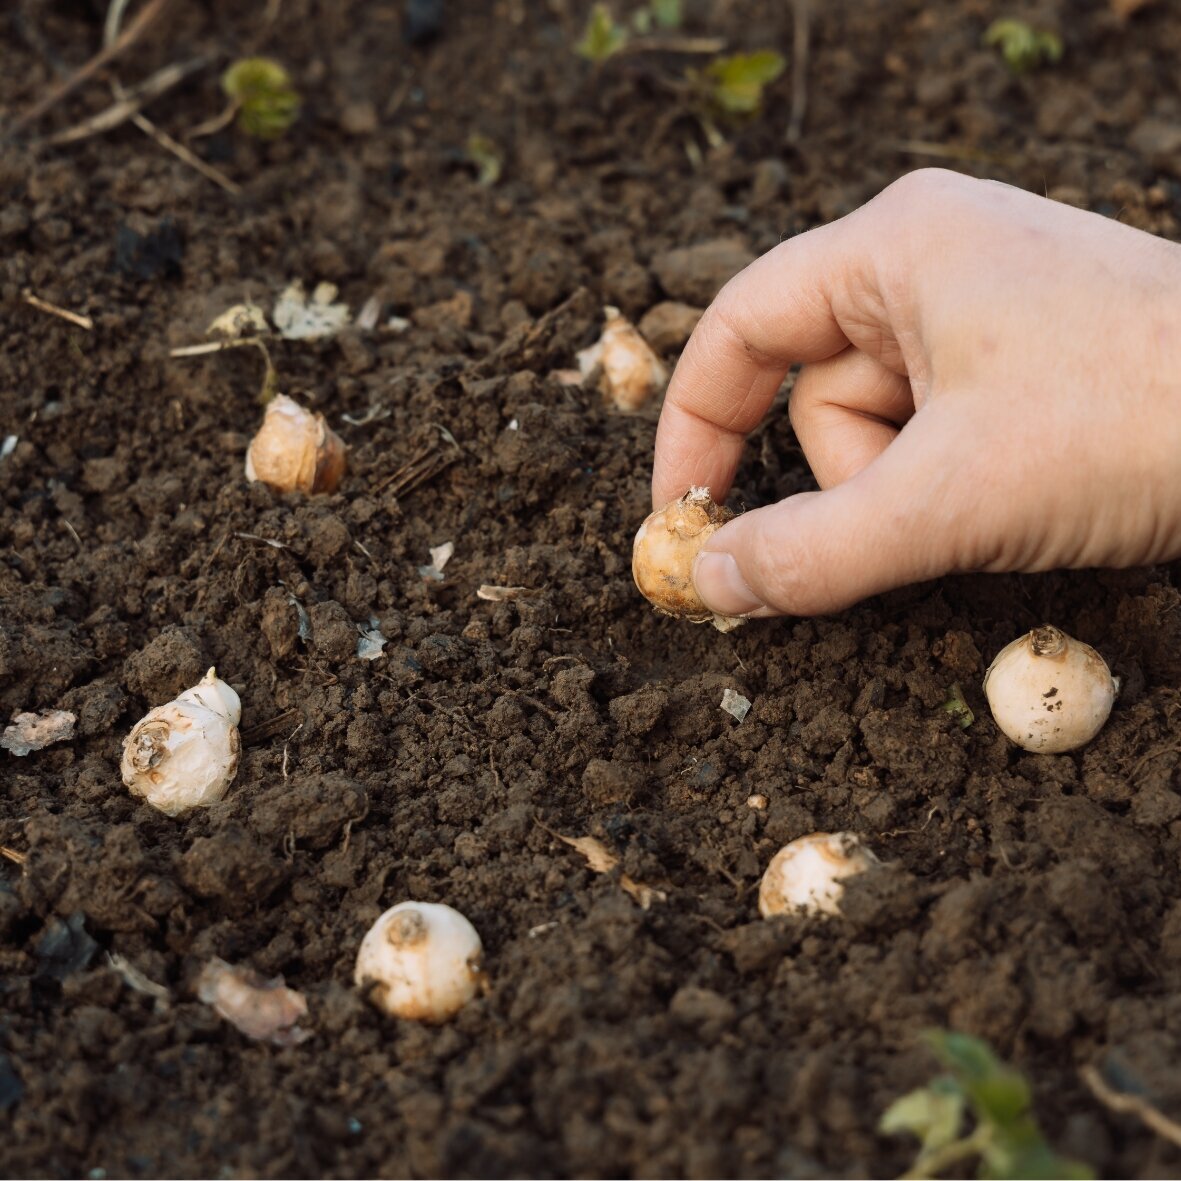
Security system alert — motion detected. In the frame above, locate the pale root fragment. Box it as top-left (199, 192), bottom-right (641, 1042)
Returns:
top-left (1, 710), bottom-right (76, 756)
top-left (197, 957), bottom-right (310, 1045)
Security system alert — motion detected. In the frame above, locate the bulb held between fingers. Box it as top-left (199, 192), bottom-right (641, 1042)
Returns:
top-left (632, 488), bottom-right (747, 631)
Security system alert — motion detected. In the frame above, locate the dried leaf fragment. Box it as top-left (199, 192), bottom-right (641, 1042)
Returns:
top-left (197, 957), bottom-right (310, 1046)
top-left (621, 874), bottom-right (667, 910)
top-left (476, 584), bottom-right (533, 602)
top-left (557, 832), bottom-right (618, 873)
top-left (207, 302), bottom-right (269, 339)
top-left (2, 710), bottom-right (76, 756)
top-left (356, 618), bottom-right (388, 661)
top-left (544, 825), bottom-right (667, 909)
top-left (419, 541), bottom-right (455, 582)
top-left (720, 689), bottom-right (751, 722)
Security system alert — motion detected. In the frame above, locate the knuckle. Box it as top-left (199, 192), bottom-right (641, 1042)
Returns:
top-left (877, 167), bottom-right (970, 219)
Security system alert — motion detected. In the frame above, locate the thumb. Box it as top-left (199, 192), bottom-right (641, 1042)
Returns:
top-left (692, 402), bottom-right (974, 617)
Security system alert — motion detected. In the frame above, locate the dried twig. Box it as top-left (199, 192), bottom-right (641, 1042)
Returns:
top-left (8, 0), bottom-right (173, 136)
top-left (786, 0), bottom-right (810, 145)
top-left (889, 138), bottom-right (1018, 167)
top-left (49, 57), bottom-right (206, 145)
top-left (101, 0), bottom-right (240, 195)
top-left (1081, 1064), bottom-right (1181, 1149)
top-left (376, 433), bottom-right (461, 497)
top-left (127, 112), bottom-right (242, 193)
top-left (619, 36), bottom-right (727, 55)
top-left (22, 291), bottom-right (94, 330)
top-left (240, 708), bottom-right (302, 746)
top-left (0, 846), bottom-right (28, 866)
top-left (186, 98), bottom-right (241, 141)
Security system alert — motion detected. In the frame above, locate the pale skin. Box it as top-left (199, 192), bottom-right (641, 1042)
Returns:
top-left (652, 168), bottom-right (1181, 618)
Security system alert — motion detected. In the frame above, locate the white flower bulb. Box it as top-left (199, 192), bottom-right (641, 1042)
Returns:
top-left (355, 901), bottom-right (483, 1023)
top-left (758, 832), bottom-right (879, 918)
top-left (983, 624), bottom-right (1116, 753)
top-left (632, 487), bottom-right (745, 632)
top-left (121, 668), bottom-right (241, 817)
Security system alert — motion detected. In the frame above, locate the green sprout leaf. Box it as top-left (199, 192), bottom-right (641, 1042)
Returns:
top-left (703, 50), bottom-right (786, 115)
top-left (940, 683), bottom-right (975, 729)
top-left (882, 1031), bottom-right (1095, 1181)
top-left (577, 3), bottom-right (628, 63)
top-left (221, 57), bottom-right (301, 139)
top-left (880, 1078), bottom-right (966, 1154)
top-left (925, 1030), bottom-right (1031, 1127)
top-left (984, 19), bottom-right (1063, 74)
top-left (465, 134), bottom-right (503, 186)
top-left (650, 0), bottom-right (682, 29)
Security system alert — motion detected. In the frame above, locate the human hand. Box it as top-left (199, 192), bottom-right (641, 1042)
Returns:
top-left (651, 168), bottom-right (1181, 618)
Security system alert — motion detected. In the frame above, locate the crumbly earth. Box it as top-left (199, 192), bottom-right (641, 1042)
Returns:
top-left (2, 2), bottom-right (1181, 1177)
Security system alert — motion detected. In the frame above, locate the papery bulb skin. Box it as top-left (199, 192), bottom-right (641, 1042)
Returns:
top-left (245, 394), bottom-right (347, 494)
top-left (983, 625), bottom-right (1115, 753)
top-left (577, 306), bottom-right (669, 413)
top-left (632, 487), bottom-right (745, 632)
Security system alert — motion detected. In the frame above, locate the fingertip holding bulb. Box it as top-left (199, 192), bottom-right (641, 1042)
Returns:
top-left (691, 550), bottom-right (766, 619)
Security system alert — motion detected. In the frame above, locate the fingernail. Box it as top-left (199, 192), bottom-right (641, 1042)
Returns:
top-left (693, 551), bottom-right (765, 617)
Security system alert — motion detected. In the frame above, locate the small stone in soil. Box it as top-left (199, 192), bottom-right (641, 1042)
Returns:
top-left (113, 217), bottom-right (183, 280)
top-left (404, 0), bottom-right (445, 45)
top-left (33, 912), bottom-right (98, 981)
top-left (0, 1054), bottom-right (21, 1111)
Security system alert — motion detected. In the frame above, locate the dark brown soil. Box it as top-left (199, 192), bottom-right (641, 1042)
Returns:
top-left (3, 1), bottom-right (1181, 1177)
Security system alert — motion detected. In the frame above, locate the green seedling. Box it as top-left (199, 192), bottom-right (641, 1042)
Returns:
top-left (650, 0), bottom-right (682, 28)
top-left (698, 49), bottom-right (786, 115)
top-left (465, 134), bottom-right (503, 186)
top-left (221, 57), bottom-right (301, 138)
top-left (880, 1030), bottom-right (1094, 1180)
top-left (940, 683), bottom-right (975, 730)
top-left (984, 19), bottom-right (1063, 74)
top-left (632, 0), bottom-right (682, 34)
top-left (577, 3), bottom-right (628, 62)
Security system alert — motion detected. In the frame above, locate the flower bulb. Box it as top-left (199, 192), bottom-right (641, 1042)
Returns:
top-left (983, 624), bottom-right (1115, 753)
top-left (758, 832), bottom-right (879, 918)
top-left (632, 487), bottom-right (745, 632)
top-left (355, 901), bottom-right (483, 1023)
top-left (245, 394), bottom-right (346, 494)
top-left (121, 667), bottom-right (241, 816)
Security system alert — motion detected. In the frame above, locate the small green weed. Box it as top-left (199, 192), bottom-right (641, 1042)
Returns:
top-left (698, 49), bottom-right (785, 115)
top-left (880, 1030), bottom-right (1094, 1180)
top-left (576, 3), bottom-right (629, 62)
top-left (984, 19), bottom-right (1063, 74)
top-left (221, 57), bottom-right (301, 138)
top-left (939, 683), bottom-right (974, 730)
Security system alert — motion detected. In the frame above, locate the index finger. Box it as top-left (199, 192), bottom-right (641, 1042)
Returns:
top-left (651, 215), bottom-right (870, 508)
